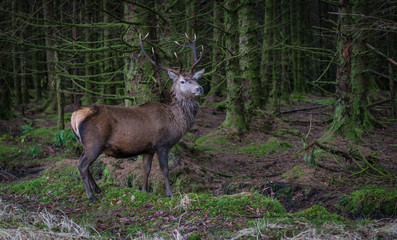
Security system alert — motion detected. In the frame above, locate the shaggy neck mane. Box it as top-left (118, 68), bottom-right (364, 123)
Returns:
top-left (166, 89), bottom-right (199, 135)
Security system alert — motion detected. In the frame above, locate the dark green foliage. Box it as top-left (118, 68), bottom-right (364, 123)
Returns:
top-left (53, 128), bottom-right (77, 148)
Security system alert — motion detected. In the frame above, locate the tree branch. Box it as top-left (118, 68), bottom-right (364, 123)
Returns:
top-left (366, 43), bottom-right (397, 67)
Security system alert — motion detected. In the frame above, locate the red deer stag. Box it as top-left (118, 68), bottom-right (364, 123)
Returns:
top-left (71, 33), bottom-right (204, 201)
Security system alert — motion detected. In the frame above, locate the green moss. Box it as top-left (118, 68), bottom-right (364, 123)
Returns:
top-left (214, 100), bottom-right (227, 111)
top-left (102, 166), bottom-right (117, 185)
top-left (185, 192), bottom-right (286, 218)
top-left (313, 98), bottom-right (334, 105)
top-left (194, 134), bottom-right (231, 152)
top-left (295, 205), bottom-right (345, 224)
top-left (195, 136), bottom-right (228, 145)
top-left (282, 164), bottom-right (306, 179)
top-left (238, 137), bottom-right (292, 156)
top-left (290, 94), bottom-right (309, 102)
top-left (0, 144), bottom-right (21, 161)
top-left (341, 187), bottom-right (397, 218)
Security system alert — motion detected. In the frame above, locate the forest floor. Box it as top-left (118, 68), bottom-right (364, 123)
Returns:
top-left (0, 94), bottom-right (396, 239)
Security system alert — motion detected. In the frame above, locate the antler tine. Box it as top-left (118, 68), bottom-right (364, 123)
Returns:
top-left (175, 33), bottom-right (198, 62)
top-left (189, 45), bottom-right (204, 73)
top-left (139, 33), bottom-right (180, 74)
top-left (174, 52), bottom-right (183, 73)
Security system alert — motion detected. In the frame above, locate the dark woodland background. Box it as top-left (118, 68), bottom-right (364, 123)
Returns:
top-left (0, 1), bottom-right (397, 239)
top-left (0, 0), bottom-right (396, 138)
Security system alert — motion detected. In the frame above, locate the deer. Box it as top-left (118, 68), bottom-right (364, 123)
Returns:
top-left (71, 33), bottom-right (205, 201)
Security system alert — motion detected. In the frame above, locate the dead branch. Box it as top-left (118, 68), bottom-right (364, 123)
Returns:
top-left (368, 99), bottom-right (391, 108)
top-left (280, 104), bottom-right (329, 115)
top-left (0, 169), bottom-right (19, 180)
top-left (366, 43), bottom-right (397, 67)
top-left (368, 69), bottom-right (397, 83)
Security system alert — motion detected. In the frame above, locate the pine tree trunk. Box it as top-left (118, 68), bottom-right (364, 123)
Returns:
top-left (290, 0), bottom-right (297, 87)
top-left (238, 0), bottom-right (263, 111)
top-left (271, 0), bottom-right (281, 111)
top-left (0, 76), bottom-right (12, 119)
top-left (83, 0), bottom-right (94, 105)
top-left (260, 0), bottom-right (274, 105)
top-left (43, 0), bottom-right (56, 112)
top-left (32, 49), bottom-right (42, 101)
top-left (387, 34), bottom-right (396, 118)
top-left (54, 51), bottom-right (64, 130)
top-left (222, 0), bottom-right (247, 130)
top-left (123, 1), bottom-right (157, 106)
top-left (294, 0), bottom-right (306, 93)
top-left (207, 1), bottom-right (223, 101)
top-left (185, 0), bottom-right (196, 67)
top-left (12, 1), bottom-right (22, 105)
top-left (280, 0), bottom-right (290, 101)
top-left (72, 0), bottom-right (80, 106)
top-left (330, 0), bottom-right (374, 140)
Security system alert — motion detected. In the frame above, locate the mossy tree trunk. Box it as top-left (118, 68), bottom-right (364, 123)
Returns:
top-left (280, 0), bottom-right (290, 102)
top-left (330, 0), bottom-right (374, 140)
top-left (43, 0), bottom-right (56, 112)
top-left (387, 33), bottom-right (396, 118)
top-left (222, 0), bottom-right (247, 131)
top-left (185, 0), bottom-right (196, 67)
top-left (32, 49), bottom-right (42, 102)
top-left (83, 0), bottom-right (94, 106)
top-left (238, 0), bottom-right (263, 111)
top-left (72, 0), bottom-right (80, 106)
top-left (123, 1), bottom-right (157, 106)
top-left (54, 51), bottom-right (64, 130)
top-left (260, 0), bottom-right (273, 105)
top-left (12, 1), bottom-right (22, 105)
top-left (294, 0), bottom-right (306, 93)
top-left (271, 1), bottom-right (281, 111)
top-left (207, 1), bottom-right (224, 101)
top-left (289, 0), bottom-right (297, 89)
top-left (0, 75), bottom-right (12, 119)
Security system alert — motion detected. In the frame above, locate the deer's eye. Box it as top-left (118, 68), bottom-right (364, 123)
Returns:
top-left (180, 80), bottom-right (185, 85)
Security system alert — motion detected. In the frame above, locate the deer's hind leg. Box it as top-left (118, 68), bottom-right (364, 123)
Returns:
top-left (142, 153), bottom-right (154, 192)
top-left (78, 145), bottom-right (103, 201)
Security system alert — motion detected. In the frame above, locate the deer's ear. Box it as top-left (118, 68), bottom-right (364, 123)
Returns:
top-left (168, 71), bottom-right (178, 81)
top-left (193, 69), bottom-right (205, 80)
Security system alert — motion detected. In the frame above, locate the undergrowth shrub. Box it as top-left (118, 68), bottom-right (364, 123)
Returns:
top-left (340, 187), bottom-right (397, 218)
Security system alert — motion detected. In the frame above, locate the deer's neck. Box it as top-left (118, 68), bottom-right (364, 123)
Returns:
top-left (168, 96), bottom-right (199, 135)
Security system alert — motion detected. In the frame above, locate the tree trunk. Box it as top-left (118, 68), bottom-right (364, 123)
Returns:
top-left (72, 0), bottom-right (80, 107)
top-left (123, 1), bottom-right (157, 106)
top-left (185, 0), bottom-right (196, 67)
top-left (43, 0), bottom-right (56, 112)
top-left (330, 0), bottom-right (374, 140)
top-left (238, 0), bottom-right (263, 111)
top-left (271, 0), bottom-right (281, 111)
top-left (280, 0), bottom-right (290, 101)
top-left (289, 0), bottom-right (297, 91)
top-left (294, 0), bottom-right (306, 93)
top-left (207, 1), bottom-right (223, 101)
top-left (0, 76), bottom-right (12, 119)
top-left (12, 1), bottom-right (22, 105)
top-left (387, 33), bottom-right (396, 118)
top-left (260, 0), bottom-right (273, 104)
top-left (54, 51), bottom-right (64, 130)
top-left (32, 49), bottom-right (42, 101)
top-left (83, 0), bottom-right (94, 105)
top-left (222, 0), bottom-right (247, 130)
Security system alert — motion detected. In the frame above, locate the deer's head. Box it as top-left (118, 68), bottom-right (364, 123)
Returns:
top-left (139, 33), bottom-right (205, 100)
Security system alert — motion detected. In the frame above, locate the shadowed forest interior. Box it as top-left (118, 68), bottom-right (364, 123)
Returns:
top-left (0, 0), bottom-right (396, 239)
